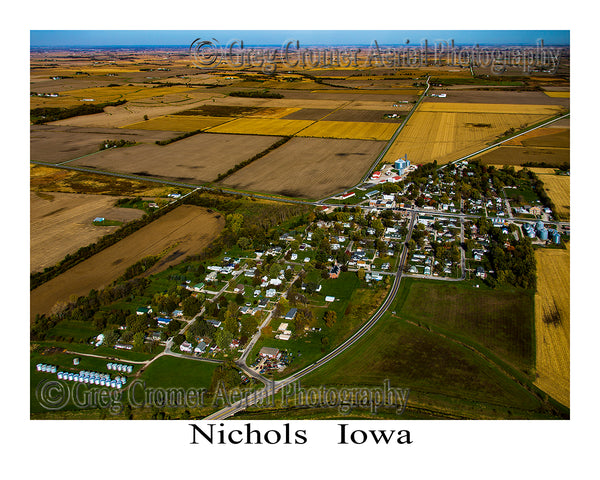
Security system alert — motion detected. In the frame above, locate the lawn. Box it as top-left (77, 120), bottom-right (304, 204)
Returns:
top-left (137, 355), bottom-right (218, 390)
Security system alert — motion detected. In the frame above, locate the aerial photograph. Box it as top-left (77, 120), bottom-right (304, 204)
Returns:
top-left (29, 29), bottom-right (571, 422)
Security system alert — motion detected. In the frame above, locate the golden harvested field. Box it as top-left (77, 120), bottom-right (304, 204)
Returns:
top-left (297, 120), bottom-right (398, 140)
top-left (537, 173), bottom-right (570, 219)
top-left (418, 102), bottom-right (564, 115)
top-left (30, 85), bottom-right (200, 109)
top-left (72, 133), bottom-right (282, 183)
top-left (221, 137), bottom-right (385, 199)
top-left (534, 245), bottom-right (570, 407)
top-left (544, 91), bottom-right (570, 98)
top-left (30, 191), bottom-right (145, 273)
top-left (124, 115), bottom-right (235, 132)
top-left (383, 110), bottom-right (552, 165)
top-left (206, 118), bottom-right (314, 136)
top-left (30, 205), bottom-right (225, 320)
top-left (30, 164), bottom-right (187, 197)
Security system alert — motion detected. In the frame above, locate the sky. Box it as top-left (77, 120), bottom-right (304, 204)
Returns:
top-left (30, 30), bottom-right (570, 48)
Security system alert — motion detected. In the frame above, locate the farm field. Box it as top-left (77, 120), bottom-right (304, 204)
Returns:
top-left (537, 172), bottom-right (571, 219)
top-left (282, 108), bottom-right (333, 121)
top-left (30, 191), bottom-right (145, 273)
top-left (297, 120), bottom-right (398, 140)
top-left (30, 164), bottom-right (189, 197)
top-left (321, 108), bottom-right (405, 123)
top-left (382, 109), bottom-right (554, 165)
top-left (544, 91), bottom-right (570, 98)
top-left (30, 125), bottom-right (180, 163)
top-left (30, 205), bottom-right (225, 320)
top-left (313, 88), bottom-right (422, 96)
top-left (534, 245), bottom-right (570, 407)
top-left (395, 279), bottom-right (534, 372)
top-left (425, 89), bottom-right (570, 106)
top-left (71, 133), bottom-right (282, 183)
top-left (48, 92), bottom-right (219, 128)
top-left (30, 84), bottom-right (202, 109)
top-left (124, 115), bottom-right (235, 132)
top-left (220, 137), bottom-right (384, 198)
top-left (502, 127), bottom-right (570, 147)
top-left (418, 102), bottom-right (564, 115)
top-left (205, 118), bottom-right (314, 136)
top-left (473, 145), bottom-right (570, 167)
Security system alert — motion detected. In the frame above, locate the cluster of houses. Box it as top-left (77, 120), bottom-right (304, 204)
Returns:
top-left (180, 339), bottom-right (205, 354)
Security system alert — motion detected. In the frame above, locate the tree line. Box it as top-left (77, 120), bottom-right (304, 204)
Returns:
top-left (30, 100), bottom-right (127, 124)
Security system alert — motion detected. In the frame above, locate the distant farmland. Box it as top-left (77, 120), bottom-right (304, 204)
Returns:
top-left (30, 205), bottom-right (224, 320)
top-left (124, 115), bottom-right (235, 132)
top-left (297, 120), bottom-right (398, 141)
top-left (206, 118), bottom-right (314, 136)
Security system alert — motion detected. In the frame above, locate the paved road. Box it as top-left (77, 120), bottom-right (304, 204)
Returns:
top-left (204, 211), bottom-right (417, 420)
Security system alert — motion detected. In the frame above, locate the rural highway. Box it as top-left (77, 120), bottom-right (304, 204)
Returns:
top-left (204, 211), bottom-right (417, 420)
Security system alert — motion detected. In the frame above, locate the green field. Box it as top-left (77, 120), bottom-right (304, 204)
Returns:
top-left (239, 277), bottom-right (562, 419)
top-left (46, 321), bottom-right (99, 342)
top-left (137, 355), bottom-right (218, 390)
top-left (394, 279), bottom-right (535, 373)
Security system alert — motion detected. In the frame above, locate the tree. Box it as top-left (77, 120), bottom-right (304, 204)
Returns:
top-left (172, 334), bottom-right (185, 347)
top-left (240, 315), bottom-right (258, 342)
top-left (215, 329), bottom-right (233, 350)
top-left (133, 332), bottom-right (145, 349)
top-left (223, 302), bottom-right (239, 335)
top-left (237, 237), bottom-right (252, 250)
top-left (182, 295), bottom-right (202, 318)
top-left (226, 213), bottom-right (244, 235)
top-left (102, 329), bottom-right (120, 346)
top-left (324, 310), bottom-right (337, 327)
